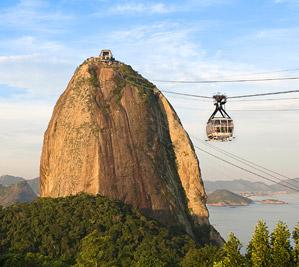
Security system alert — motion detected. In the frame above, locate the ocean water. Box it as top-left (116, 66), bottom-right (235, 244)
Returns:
top-left (208, 193), bottom-right (299, 246)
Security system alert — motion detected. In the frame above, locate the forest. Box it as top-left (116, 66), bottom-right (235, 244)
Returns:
top-left (0, 194), bottom-right (298, 267)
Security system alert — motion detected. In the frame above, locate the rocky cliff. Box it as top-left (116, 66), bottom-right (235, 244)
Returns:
top-left (40, 55), bottom-right (221, 244)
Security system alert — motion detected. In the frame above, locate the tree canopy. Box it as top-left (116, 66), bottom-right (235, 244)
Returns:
top-left (0, 194), bottom-right (195, 266)
top-left (0, 194), bottom-right (298, 266)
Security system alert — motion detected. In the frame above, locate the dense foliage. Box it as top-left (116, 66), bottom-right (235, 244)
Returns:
top-left (0, 194), bottom-right (197, 266)
top-left (0, 194), bottom-right (298, 266)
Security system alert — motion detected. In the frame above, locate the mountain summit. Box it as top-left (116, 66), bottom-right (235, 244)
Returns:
top-left (40, 52), bottom-right (221, 244)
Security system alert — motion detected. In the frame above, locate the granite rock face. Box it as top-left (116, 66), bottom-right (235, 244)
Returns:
top-left (40, 57), bottom-right (221, 244)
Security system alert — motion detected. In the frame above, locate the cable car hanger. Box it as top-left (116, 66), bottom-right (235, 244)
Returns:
top-left (161, 89), bottom-right (299, 142)
top-left (208, 94), bottom-right (231, 121)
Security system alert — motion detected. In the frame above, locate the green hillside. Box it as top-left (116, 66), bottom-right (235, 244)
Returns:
top-left (207, 190), bottom-right (253, 206)
top-left (0, 194), bottom-right (215, 267)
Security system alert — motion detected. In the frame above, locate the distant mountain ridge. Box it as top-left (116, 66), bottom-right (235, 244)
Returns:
top-left (1, 176), bottom-right (298, 207)
top-left (0, 181), bottom-right (37, 207)
top-left (0, 175), bottom-right (39, 195)
top-left (26, 177), bottom-right (39, 195)
top-left (270, 178), bottom-right (299, 192)
top-left (0, 175), bottom-right (25, 186)
top-left (204, 178), bottom-right (299, 193)
top-left (0, 175), bottom-right (39, 206)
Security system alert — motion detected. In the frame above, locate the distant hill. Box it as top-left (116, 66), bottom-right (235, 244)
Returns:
top-left (0, 181), bottom-right (37, 207)
top-left (204, 179), bottom-right (271, 193)
top-left (207, 189), bottom-right (253, 206)
top-left (27, 177), bottom-right (39, 195)
top-left (269, 178), bottom-right (299, 193)
top-left (204, 178), bottom-right (299, 194)
top-left (0, 175), bottom-right (39, 195)
top-left (0, 175), bottom-right (25, 186)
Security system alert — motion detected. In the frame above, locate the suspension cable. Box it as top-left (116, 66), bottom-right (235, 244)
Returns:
top-left (229, 89), bottom-right (299, 99)
top-left (162, 89), bottom-right (299, 99)
top-left (191, 135), bottom-right (299, 188)
top-left (162, 90), bottom-right (212, 99)
top-left (195, 145), bottom-right (299, 192)
top-left (154, 76), bottom-right (299, 84)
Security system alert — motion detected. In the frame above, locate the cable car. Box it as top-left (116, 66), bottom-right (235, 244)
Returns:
top-left (206, 94), bottom-right (234, 141)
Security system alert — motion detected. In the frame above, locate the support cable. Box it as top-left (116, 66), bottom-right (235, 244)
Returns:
top-left (162, 89), bottom-right (299, 99)
top-left (194, 145), bottom-right (299, 193)
top-left (154, 76), bottom-right (299, 84)
top-left (191, 135), bottom-right (299, 189)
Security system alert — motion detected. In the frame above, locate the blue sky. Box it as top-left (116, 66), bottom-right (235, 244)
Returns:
top-left (0, 0), bottom-right (299, 181)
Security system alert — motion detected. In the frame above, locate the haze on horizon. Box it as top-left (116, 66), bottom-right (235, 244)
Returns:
top-left (0, 0), bottom-right (298, 182)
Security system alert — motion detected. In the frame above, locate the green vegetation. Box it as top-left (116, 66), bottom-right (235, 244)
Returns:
top-left (113, 74), bottom-right (126, 103)
top-left (207, 189), bottom-right (253, 206)
top-left (118, 64), bottom-right (156, 102)
top-left (271, 222), bottom-right (292, 266)
top-left (215, 233), bottom-right (246, 267)
top-left (86, 62), bottom-right (157, 105)
top-left (0, 195), bottom-right (298, 266)
top-left (293, 224), bottom-right (299, 265)
top-left (181, 245), bottom-right (224, 267)
top-left (0, 194), bottom-right (196, 266)
top-left (247, 220), bottom-right (272, 266)
top-left (88, 65), bottom-right (99, 88)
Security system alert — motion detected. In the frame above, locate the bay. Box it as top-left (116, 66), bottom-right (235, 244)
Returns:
top-left (208, 193), bottom-right (299, 246)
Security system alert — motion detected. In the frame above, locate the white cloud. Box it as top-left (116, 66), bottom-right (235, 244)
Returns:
top-left (0, 53), bottom-right (74, 97)
top-left (0, 0), bottom-right (73, 32)
top-left (0, 15), bottom-right (298, 179)
top-left (105, 22), bottom-right (299, 180)
top-left (274, 0), bottom-right (299, 4)
top-left (104, 0), bottom-right (230, 16)
top-left (111, 2), bottom-right (174, 14)
top-left (109, 23), bottom-right (299, 96)
top-left (0, 54), bottom-right (40, 63)
top-left (0, 35), bottom-right (81, 98)
top-left (0, 99), bottom-right (53, 178)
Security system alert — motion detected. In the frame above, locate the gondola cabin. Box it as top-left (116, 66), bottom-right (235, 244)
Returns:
top-left (206, 94), bottom-right (234, 141)
top-left (206, 118), bottom-right (234, 141)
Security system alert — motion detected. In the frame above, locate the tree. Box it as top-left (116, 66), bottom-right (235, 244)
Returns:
top-left (74, 230), bottom-right (119, 267)
top-left (132, 235), bottom-right (181, 267)
top-left (247, 220), bottom-right (271, 267)
top-left (0, 194), bottom-right (196, 266)
top-left (293, 224), bottom-right (299, 266)
top-left (0, 252), bottom-right (68, 267)
top-left (271, 221), bottom-right (292, 267)
top-left (181, 245), bottom-right (224, 267)
top-left (216, 233), bottom-right (246, 267)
